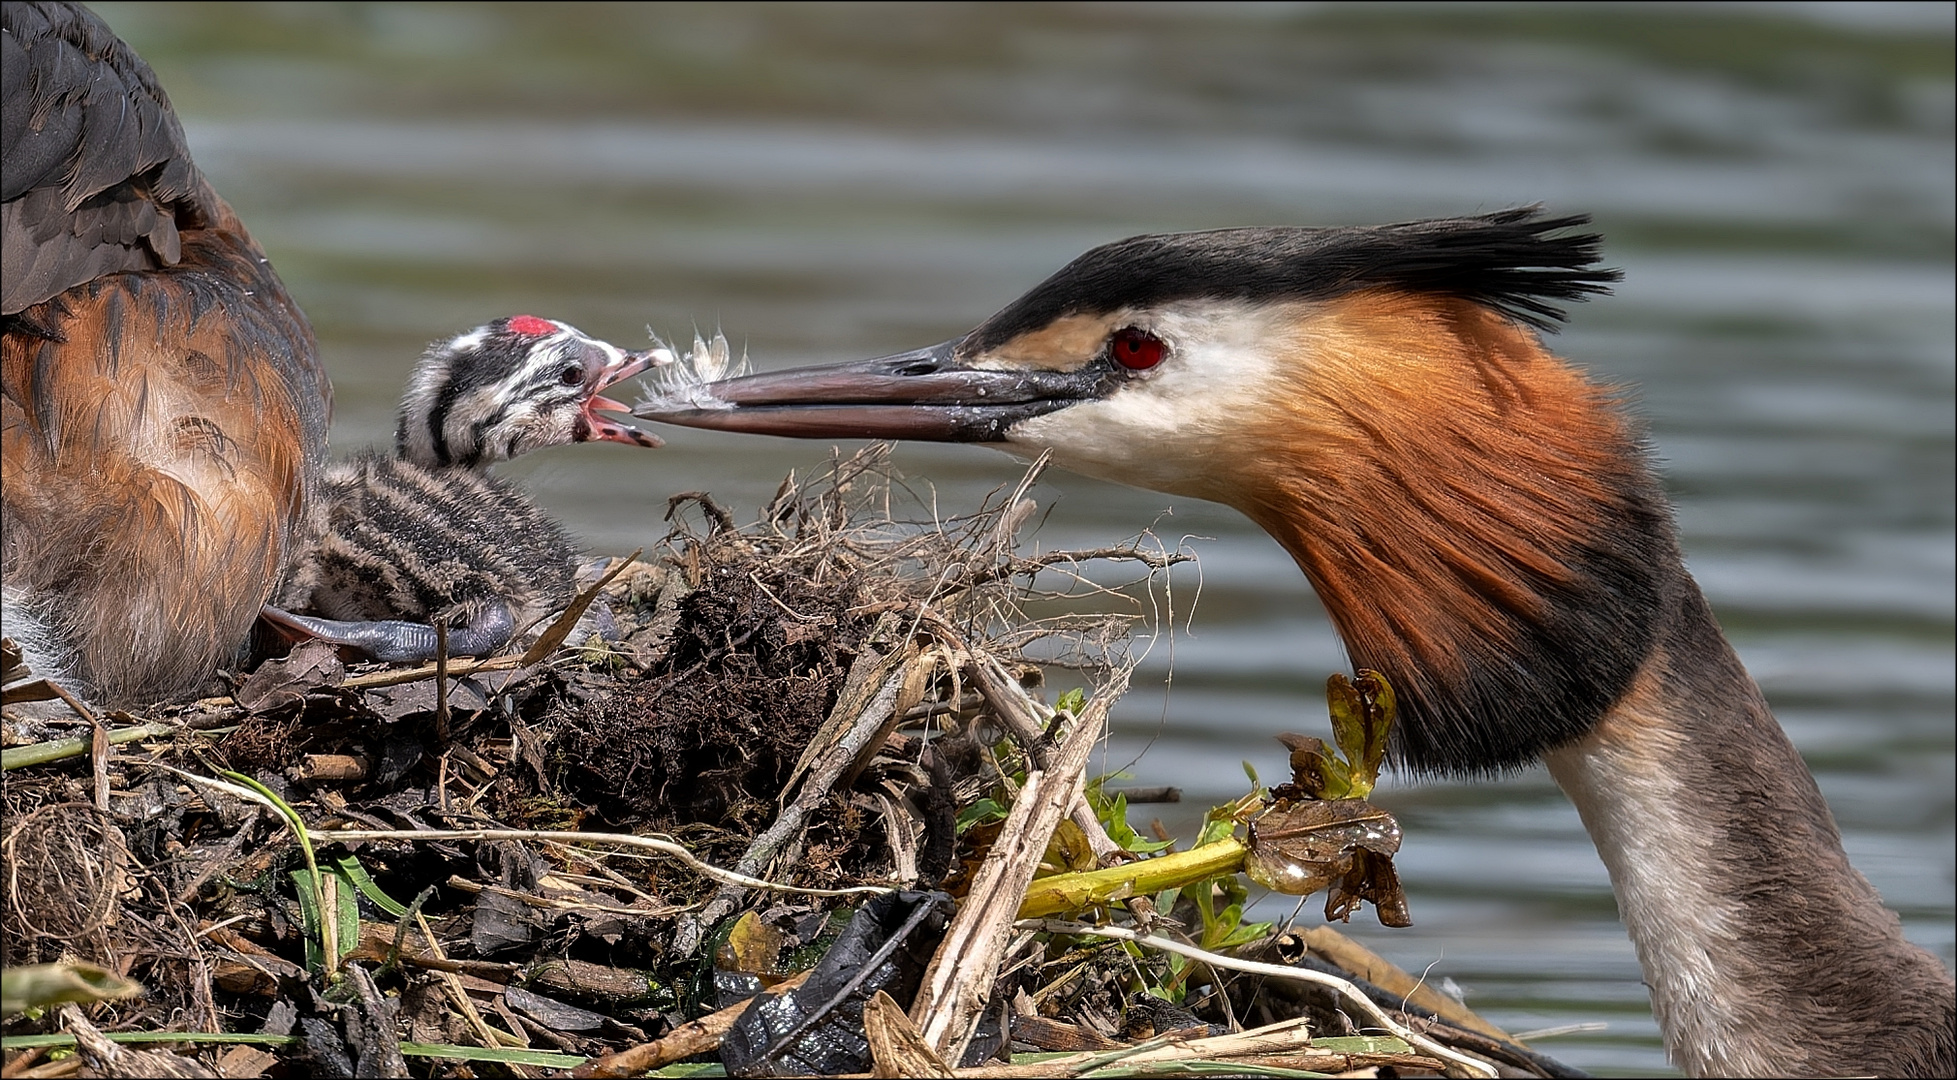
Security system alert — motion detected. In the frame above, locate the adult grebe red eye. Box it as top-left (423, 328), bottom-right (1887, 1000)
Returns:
top-left (1110, 327), bottom-right (1165, 371)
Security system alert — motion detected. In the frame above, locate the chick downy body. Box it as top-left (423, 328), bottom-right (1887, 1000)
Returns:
top-left (267, 315), bottom-right (658, 662)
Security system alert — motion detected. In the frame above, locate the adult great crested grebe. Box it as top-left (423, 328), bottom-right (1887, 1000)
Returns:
top-left (3, 0), bottom-right (331, 704)
top-left (631, 208), bottom-right (1956, 1078)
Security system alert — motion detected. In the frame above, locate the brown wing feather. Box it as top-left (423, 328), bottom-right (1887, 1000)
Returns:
top-left (2, 225), bottom-right (326, 702)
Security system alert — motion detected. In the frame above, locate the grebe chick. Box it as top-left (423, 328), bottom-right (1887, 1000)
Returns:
top-left (266, 316), bottom-right (658, 662)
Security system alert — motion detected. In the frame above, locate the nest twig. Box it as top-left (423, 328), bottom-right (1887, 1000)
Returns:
top-left (2, 443), bottom-right (1559, 1079)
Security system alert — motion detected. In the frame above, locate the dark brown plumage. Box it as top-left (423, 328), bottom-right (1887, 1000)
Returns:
top-left (2, 1), bottom-right (331, 704)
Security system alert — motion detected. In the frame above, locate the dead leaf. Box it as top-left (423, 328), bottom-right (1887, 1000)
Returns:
top-left (1244, 796), bottom-right (1411, 925)
top-left (1275, 733), bottom-right (1353, 800)
top-left (721, 910), bottom-right (786, 976)
top-left (236, 640), bottom-right (344, 713)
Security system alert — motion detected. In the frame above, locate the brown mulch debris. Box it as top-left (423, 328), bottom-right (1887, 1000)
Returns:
top-left (3, 446), bottom-right (1548, 1078)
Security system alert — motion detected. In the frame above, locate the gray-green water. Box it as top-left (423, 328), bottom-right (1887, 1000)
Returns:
top-left (100, 3), bottom-right (1953, 1073)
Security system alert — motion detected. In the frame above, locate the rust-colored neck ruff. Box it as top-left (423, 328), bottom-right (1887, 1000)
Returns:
top-left (1225, 290), bottom-right (1955, 1073)
top-left (1234, 291), bottom-right (1670, 774)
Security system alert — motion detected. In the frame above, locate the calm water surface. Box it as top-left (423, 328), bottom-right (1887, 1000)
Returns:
top-left (103, 4), bottom-right (1954, 1073)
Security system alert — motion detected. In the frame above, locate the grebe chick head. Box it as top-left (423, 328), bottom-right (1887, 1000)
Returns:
top-left (396, 314), bottom-right (662, 469)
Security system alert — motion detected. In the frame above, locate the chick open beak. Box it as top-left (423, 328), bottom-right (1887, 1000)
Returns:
top-left (583, 349), bottom-right (665, 448)
top-left (631, 339), bottom-right (1100, 442)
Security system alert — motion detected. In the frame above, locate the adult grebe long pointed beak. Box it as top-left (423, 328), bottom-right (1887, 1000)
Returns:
top-left (633, 340), bottom-right (1102, 442)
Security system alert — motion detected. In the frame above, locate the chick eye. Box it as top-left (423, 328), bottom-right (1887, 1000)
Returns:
top-left (1110, 327), bottom-right (1165, 371)
top-left (559, 364), bottom-right (584, 387)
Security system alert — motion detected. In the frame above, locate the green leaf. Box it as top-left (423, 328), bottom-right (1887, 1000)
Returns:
top-left (1101, 793), bottom-right (1139, 843)
top-left (1323, 672), bottom-right (1397, 796)
top-left (224, 770), bottom-right (339, 973)
top-left (291, 869), bottom-right (327, 973)
top-left (398, 1042), bottom-right (588, 1068)
top-left (1354, 670), bottom-right (1394, 785)
top-left (290, 863), bottom-right (360, 972)
top-left (331, 868), bottom-right (360, 964)
top-left (956, 798), bottom-right (1007, 833)
top-left (1209, 918), bottom-right (1276, 952)
top-left (1189, 876), bottom-right (1216, 928)
top-left (1324, 675), bottom-right (1372, 799)
top-left (1100, 793), bottom-right (1174, 855)
top-left (1194, 809), bottom-right (1240, 849)
top-left (2, 963), bottom-right (143, 1016)
top-left (334, 854), bottom-right (408, 917)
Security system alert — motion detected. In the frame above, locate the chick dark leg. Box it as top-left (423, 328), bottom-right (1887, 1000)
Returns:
top-left (259, 602), bottom-right (516, 663)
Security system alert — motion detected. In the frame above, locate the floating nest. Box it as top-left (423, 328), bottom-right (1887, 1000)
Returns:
top-left (1, 445), bottom-right (1576, 1078)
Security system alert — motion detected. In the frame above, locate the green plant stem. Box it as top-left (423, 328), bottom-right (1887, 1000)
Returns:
top-left (1, 722), bottom-right (175, 771)
top-left (1017, 838), bottom-right (1248, 919)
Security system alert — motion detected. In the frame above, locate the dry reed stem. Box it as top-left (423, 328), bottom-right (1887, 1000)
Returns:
top-left (414, 910), bottom-right (516, 1051)
top-left (1022, 920), bottom-right (1499, 1078)
top-left (865, 1045), bottom-right (1446, 1078)
top-left (865, 990), bottom-right (955, 1078)
top-left (1294, 924), bottom-right (1515, 1042)
top-left (909, 668), bottom-right (1130, 1064)
top-left (440, 875), bottom-right (688, 920)
top-left (569, 970), bottom-right (812, 1078)
top-left (959, 648), bottom-right (1126, 863)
